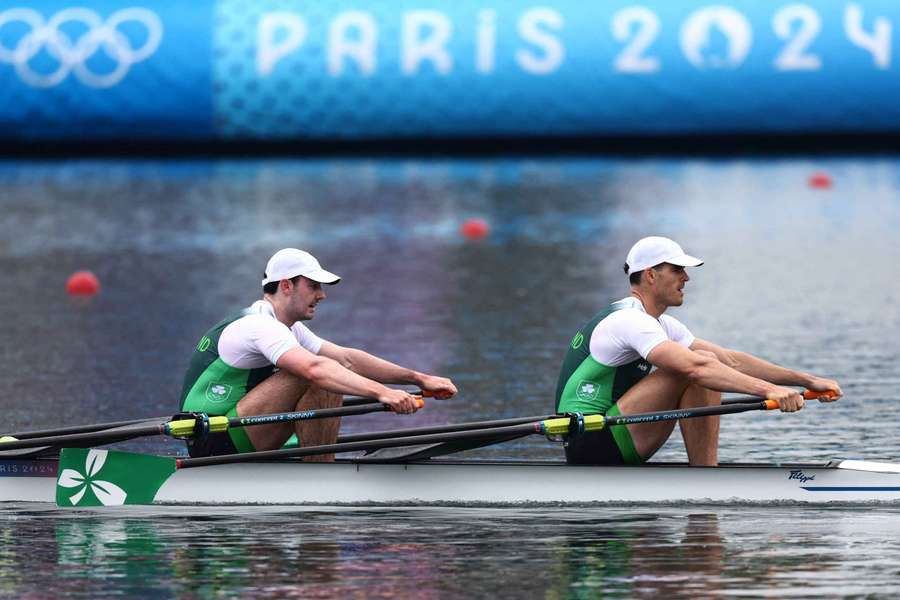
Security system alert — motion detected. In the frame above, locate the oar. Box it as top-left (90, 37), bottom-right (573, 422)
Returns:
top-left (721, 389), bottom-right (838, 406)
top-left (1, 417), bottom-right (169, 441)
top-left (1, 398), bottom-right (424, 451)
top-left (336, 391), bottom-right (831, 446)
top-left (342, 390), bottom-right (838, 451)
top-left (0, 393), bottom-right (425, 444)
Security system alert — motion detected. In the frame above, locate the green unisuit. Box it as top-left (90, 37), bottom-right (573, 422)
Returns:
top-left (180, 309), bottom-right (275, 452)
top-left (555, 301), bottom-right (652, 415)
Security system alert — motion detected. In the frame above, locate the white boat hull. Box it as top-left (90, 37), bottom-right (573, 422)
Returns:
top-left (3, 458), bottom-right (900, 506)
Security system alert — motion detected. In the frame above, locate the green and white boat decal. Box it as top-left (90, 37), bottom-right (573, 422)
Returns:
top-left (56, 448), bottom-right (176, 507)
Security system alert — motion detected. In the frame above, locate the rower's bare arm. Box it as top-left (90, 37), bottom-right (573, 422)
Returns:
top-left (275, 347), bottom-right (421, 413)
top-left (318, 341), bottom-right (457, 399)
top-left (690, 339), bottom-right (842, 402)
top-left (646, 341), bottom-right (805, 412)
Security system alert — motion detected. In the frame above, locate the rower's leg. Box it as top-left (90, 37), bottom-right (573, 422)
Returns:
top-left (236, 371), bottom-right (312, 452)
top-left (616, 353), bottom-right (722, 466)
top-left (677, 350), bottom-right (721, 466)
top-left (615, 368), bottom-right (689, 461)
top-left (678, 384), bottom-right (721, 467)
top-left (294, 386), bottom-right (343, 462)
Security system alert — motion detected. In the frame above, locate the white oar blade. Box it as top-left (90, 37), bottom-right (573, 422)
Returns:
top-left (835, 460), bottom-right (900, 474)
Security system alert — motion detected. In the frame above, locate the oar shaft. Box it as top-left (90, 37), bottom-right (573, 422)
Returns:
top-left (230, 402), bottom-right (396, 428)
top-left (604, 401), bottom-right (774, 427)
top-left (178, 421), bottom-right (543, 468)
top-left (342, 396), bottom-right (381, 407)
top-left (1, 399), bottom-right (412, 451)
top-left (2, 394), bottom-right (395, 441)
top-left (3, 417), bottom-right (168, 441)
top-left (722, 396), bottom-right (771, 406)
top-left (0, 423), bottom-right (166, 451)
top-left (337, 415), bottom-right (557, 444)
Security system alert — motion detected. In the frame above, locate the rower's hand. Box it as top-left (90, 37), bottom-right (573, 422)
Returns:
top-left (767, 387), bottom-right (805, 412)
top-left (379, 389), bottom-right (422, 415)
top-left (806, 378), bottom-right (842, 402)
top-left (418, 375), bottom-right (457, 400)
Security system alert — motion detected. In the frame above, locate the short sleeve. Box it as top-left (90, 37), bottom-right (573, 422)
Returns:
top-left (659, 315), bottom-right (695, 348)
top-left (219, 314), bottom-right (300, 368)
top-left (291, 322), bottom-right (324, 355)
top-left (591, 309), bottom-right (670, 365)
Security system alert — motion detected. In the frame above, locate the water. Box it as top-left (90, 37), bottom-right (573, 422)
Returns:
top-left (1, 156), bottom-right (900, 596)
top-left (3, 505), bottom-right (900, 598)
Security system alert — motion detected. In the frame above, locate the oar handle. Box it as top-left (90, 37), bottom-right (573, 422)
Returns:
top-left (803, 389), bottom-right (838, 400)
top-left (419, 389), bottom-right (453, 400)
top-left (722, 389), bottom-right (839, 406)
top-left (343, 390), bottom-right (443, 406)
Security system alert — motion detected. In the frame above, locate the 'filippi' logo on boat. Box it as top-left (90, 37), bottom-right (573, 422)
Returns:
top-left (788, 470), bottom-right (815, 484)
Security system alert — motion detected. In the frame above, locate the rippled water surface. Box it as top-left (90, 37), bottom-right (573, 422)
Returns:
top-left (1, 156), bottom-right (899, 597)
top-left (3, 504), bottom-right (900, 598)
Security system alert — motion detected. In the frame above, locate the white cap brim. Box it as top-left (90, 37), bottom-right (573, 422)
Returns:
top-left (303, 269), bottom-right (341, 284)
top-left (666, 254), bottom-right (704, 268)
top-left (261, 269), bottom-right (341, 286)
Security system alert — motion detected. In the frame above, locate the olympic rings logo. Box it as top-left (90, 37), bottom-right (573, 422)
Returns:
top-left (0, 7), bottom-right (163, 88)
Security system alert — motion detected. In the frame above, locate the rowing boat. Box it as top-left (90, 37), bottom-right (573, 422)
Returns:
top-left (3, 455), bottom-right (900, 506)
top-left (1, 390), bottom-right (888, 507)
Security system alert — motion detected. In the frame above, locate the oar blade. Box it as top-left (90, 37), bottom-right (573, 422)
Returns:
top-left (56, 448), bottom-right (177, 507)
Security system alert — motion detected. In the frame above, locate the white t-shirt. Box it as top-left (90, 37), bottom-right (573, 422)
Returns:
top-left (218, 300), bottom-right (324, 369)
top-left (589, 297), bottom-right (695, 367)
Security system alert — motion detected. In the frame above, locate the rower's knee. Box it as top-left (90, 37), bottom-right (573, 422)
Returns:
top-left (651, 364), bottom-right (692, 389)
top-left (684, 382), bottom-right (721, 406)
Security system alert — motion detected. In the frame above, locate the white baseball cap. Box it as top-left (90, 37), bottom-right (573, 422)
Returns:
top-left (625, 236), bottom-right (704, 275)
top-left (261, 248), bottom-right (341, 286)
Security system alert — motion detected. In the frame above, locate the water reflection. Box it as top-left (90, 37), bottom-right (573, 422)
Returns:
top-left (1, 506), bottom-right (898, 597)
top-left (544, 513), bottom-right (726, 599)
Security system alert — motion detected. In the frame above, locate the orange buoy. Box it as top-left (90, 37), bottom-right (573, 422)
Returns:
top-left (66, 271), bottom-right (101, 296)
top-left (808, 172), bottom-right (832, 189)
top-left (460, 218), bottom-right (490, 240)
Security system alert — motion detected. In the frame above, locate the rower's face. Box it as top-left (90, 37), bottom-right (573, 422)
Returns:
top-left (654, 263), bottom-right (690, 306)
top-left (289, 277), bottom-right (326, 321)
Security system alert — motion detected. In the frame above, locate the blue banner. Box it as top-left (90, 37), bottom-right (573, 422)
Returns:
top-left (0, 0), bottom-right (213, 139)
top-left (1, 1), bottom-right (898, 140)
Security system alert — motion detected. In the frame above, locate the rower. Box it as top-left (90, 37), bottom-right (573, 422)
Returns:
top-left (179, 248), bottom-right (457, 460)
top-left (554, 236), bottom-right (842, 466)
